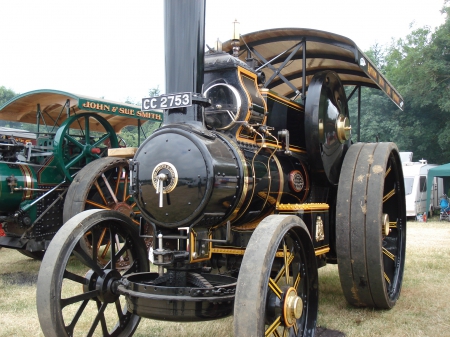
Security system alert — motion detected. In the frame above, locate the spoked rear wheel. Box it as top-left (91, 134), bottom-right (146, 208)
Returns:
top-left (234, 215), bottom-right (318, 337)
top-left (64, 157), bottom-right (153, 267)
top-left (36, 209), bottom-right (149, 337)
top-left (336, 142), bottom-right (406, 309)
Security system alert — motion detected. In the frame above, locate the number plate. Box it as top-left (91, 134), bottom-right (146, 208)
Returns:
top-left (142, 92), bottom-right (192, 111)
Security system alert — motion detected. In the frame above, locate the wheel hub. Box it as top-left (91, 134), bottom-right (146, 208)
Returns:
top-left (84, 269), bottom-right (122, 304)
top-left (382, 213), bottom-right (390, 236)
top-left (283, 287), bottom-right (303, 327)
top-left (112, 202), bottom-right (133, 217)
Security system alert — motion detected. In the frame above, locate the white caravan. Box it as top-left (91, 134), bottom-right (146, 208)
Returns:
top-left (401, 153), bottom-right (443, 217)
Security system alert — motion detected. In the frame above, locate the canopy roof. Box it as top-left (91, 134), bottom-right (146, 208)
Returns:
top-left (223, 28), bottom-right (404, 110)
top-left (426, 163), bottom-right (450, 216)
top-left (0, 89), bottom-right (162, 133)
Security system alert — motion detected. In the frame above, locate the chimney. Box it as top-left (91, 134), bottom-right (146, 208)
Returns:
top-left (163, 0), bottom-right (206, 126)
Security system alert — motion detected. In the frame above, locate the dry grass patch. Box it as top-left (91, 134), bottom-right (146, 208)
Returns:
top-left (0, 220), bottom-right (448, 336)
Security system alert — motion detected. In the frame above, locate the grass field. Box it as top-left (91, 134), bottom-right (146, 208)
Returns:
top-left (0, 219), bottom-right (449, 337)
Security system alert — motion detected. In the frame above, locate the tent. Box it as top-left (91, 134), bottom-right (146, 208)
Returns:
top-left (426, 163), bottom-right (450, 220)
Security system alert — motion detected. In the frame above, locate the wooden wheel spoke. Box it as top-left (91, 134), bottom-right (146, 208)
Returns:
top-left (389, 221), bottom-right (397, 228)
top-left (94, 181), bottom-right (108, 205)
top-left (61, 290), bottom-right (98, 308)
top-left (85, 200), bottom-right (110, 210)
top-left (265, 316), bottom-right (282, 336)
top-left (273, 329), bottom-right (282, 337)
top-left (101, 173), bottom-right (119, 204)
top-left (383, 247), bottom-right (395, 261)
top-left (383, 188), bottom-right (396, 203)
top-left (132, 219), bottom-right (140, 225)
top-left (122, 173), bottom-right (129, 201)
top-left (268, 278), bottom-right (283, 299)
top-left (101, 240), bottom-right (111, 260)
top-left (126, 195), bottom-right (134, 203)
top-left (114, 166), bottom-right (123, 197)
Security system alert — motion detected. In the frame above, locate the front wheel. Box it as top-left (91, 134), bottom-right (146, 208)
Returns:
top-left (36, 209), bottom-right (149, 337)
top-left (234, 215), bottom-right (318, 337)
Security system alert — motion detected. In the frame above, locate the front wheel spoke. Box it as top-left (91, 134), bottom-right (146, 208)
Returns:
top-left (389, 221), bottom-right (397, 228)
top-left (111, 237), bottom-right (129, 261)
top-left (283, 242), bottom-right (290, 284)
top-left (110, 229), bottom-right (117, 267)
top-left (383, 188), bottom-right (396, 203)
top-left (122, 260), bottom-right (137, 275)
top-left (265, 316), bottom-right (282, 337)
top-left (268, 278), bottom-right (282, 299)
top-left (97, 300), bottom-right (109, 336)
top-left (64, 270), bottom-right (88, 285)
top-left (87, 301), bottom-right (107, 337)
top-left (115, 298), bottom-right (124, 319)
top-left (274, 254), bottom-right (294, 283)
top-left (61, 290), bottom-right (99, 308)
top-left (293, 272), bottom-right (301, 290)
top-left (383, 247), bottom-right (395, 261)
top-left (66, 299), bottom-right (89, 335)
top-left (293, 322), bottom-right (299, 335)
top-left (73, 247), bottom-right (105, 277)
top-left (102, 173), bottom-right (119, 204)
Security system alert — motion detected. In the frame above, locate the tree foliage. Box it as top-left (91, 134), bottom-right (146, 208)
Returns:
top-left (348, 3), bottom-right (450, 164)
top-left (119, 87), bottom-right (162, 147)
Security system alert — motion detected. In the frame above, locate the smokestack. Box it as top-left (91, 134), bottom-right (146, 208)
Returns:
top-left (164, 0), bottom-right (206, 95)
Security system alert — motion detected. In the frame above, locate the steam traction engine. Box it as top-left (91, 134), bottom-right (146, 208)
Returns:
top-left (0, 91), bottom-right (160, 259)
top-left (36, 1), bottom-right (407, 336)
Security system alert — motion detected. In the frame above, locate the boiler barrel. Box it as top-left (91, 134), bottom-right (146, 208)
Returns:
top-left (0, 163), bottom-right (37, 212)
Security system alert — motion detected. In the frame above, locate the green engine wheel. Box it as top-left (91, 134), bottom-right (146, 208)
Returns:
top-left (54, 113), bottom-right (119, 181)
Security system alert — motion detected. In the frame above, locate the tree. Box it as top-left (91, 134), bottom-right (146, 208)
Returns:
top-left (0, 86), bottom-right (16, 107)
top-left (350, 3), bottom-right (450, 164)
top-left (0, 86), bottom-right (20, 128)
top-left (119, 86), bottom-right (162, 146)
